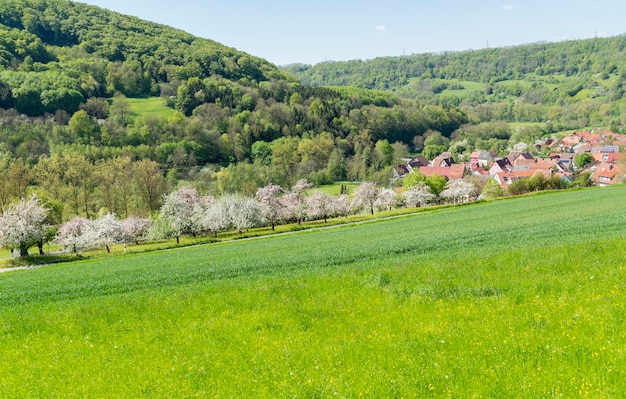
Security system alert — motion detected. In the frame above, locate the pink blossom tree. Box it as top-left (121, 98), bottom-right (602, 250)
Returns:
top-left (121, 216), bottom-right (152, 245)
top-left (307, 190), bottom-right (335, 223)
top-left (284, 179), bottom-right (313, 224)
top-left (0, 195), bottom-right (49, 257)
top-left (335, 194), bottom-right (351, 218)
top-left (255, 183), bottom-right (285, 230)
top-left (55, 216), bottom-right (90, 254)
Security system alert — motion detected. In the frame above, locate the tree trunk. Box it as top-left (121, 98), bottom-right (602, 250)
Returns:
top-left (176, 236), bottom-right (180, 244)
top-left (106, 245), bottom-right (111, 253)
top-left (38, 240), bottom-right (44, 255)
top-left (19, 244), bottom-right (29, 257)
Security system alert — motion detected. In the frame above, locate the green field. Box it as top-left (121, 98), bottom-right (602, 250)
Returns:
top-left (1, 187), bottom-right (626, 397)
top-left (127, 97), bottom-right (177, 118)
top-left (317, 181), bottom-right (361, 196)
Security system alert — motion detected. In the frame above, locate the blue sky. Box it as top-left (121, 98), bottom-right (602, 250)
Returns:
top-left (78, 0), bottom-right (626, 66)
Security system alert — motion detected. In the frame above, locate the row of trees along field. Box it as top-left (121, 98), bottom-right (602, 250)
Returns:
top-left (283, 35), bottom-right (626, 131)
top-left (0, 177), bottom-right (484, 257)
top-left (1, 162), bottom-right (588, 258)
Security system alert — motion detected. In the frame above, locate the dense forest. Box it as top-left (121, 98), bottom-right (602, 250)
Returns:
top-left (283, 35), bottom-right (626, 130)
top-left (0, 0), bottom-right (469, 219)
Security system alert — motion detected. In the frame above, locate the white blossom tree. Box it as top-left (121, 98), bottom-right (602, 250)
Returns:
top-left (350, 182), bottom-right (379, 215)
top-left (403, 183), bottom-right (436, 208)
top-left (222, 194), bottom-right (261, 234)
top-left (284, 179), bottom-right (313, 224)
top-left (335, 194), bottom-right (351, 218)
top-left (307, 190), bottom-right (335, 223)
top-left (55, 216), bottom-right (90, 254)
top-left (121, 216), bottom-right (152, 244)
top-left (374, 188), bottom-right (397, 212)
top-left (0, 195), bottom-right (49, 257)
top-left (255, 183), bottom-right (285, 230)
top-left (87, 213), bottom-right (125, 253)
top-left (440, 180), bottom-right (479, 204)
top-left (157, 187), bottom-right (203, 243)
top-left (190, 195), bottom-right (227, 237)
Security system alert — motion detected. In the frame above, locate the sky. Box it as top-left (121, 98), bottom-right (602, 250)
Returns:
top-left (78, 0), bottom-right (626, 66)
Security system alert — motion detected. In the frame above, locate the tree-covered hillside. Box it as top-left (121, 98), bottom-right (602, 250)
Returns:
top-left (284, 35), bottom-right (626, 130)
top-left (0, 0), bottom-right (470, 217)
top-left (0, 0), bottom-right (285, 116)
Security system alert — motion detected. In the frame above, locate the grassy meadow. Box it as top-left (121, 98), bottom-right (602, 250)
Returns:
top-left (1, 187), bottom-right (626, 397)
top-left (127, 97), bottom-right (177, 118)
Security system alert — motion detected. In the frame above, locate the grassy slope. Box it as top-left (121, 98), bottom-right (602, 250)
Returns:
top-left (127, 97), bottom-right (177, 118)
top-left (1, 187), bottom-right (626, 397)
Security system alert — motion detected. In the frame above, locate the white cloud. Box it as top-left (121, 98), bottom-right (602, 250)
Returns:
top-left (501, 5), bottom-right (513, 10)
top-left (376, 25), bottom-right (386, 31)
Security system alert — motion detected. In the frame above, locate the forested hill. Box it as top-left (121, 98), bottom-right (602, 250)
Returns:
top-left (283, 35), bottom-right (626, 91)
top-left (0, 0), bottom-right (470, 210)
top-left (0, 0), bottom-right (285, 115)
top-left (282, 35), bottom-right (626, 130)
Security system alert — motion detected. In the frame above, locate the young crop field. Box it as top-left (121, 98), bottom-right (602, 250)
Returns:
top-left (1, 187), bottom-right (626, 397)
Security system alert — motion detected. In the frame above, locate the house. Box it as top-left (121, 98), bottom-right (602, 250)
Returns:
top-left (419, 164), bottom-right (465, 181)
top-left (470, 151), bottom-right (497, 167)
top-left (602, 145), bottom-right (620, 154)
top-left (392, 164), bottom-right (410, 181)
top-left (507, 151), bottom-right (533, 165)
top-left (512, 158), bottom-right (558, 173)
top-left (470, 162), bottom-right (490, 177)
top-left (574, 143), bottom-right (593, 154)
top-left (408, 155), bottom-right (429, 170)
top-left (488, 158), bottom-right (513, 176)
top-left (592, 163), bottom-right (625, 186)
top-left (493, 170), bottom-right (550, 190)
top-left (432, 152), bottom-right (455, 167)
top-left (560, 133), bottom-right (582, 148)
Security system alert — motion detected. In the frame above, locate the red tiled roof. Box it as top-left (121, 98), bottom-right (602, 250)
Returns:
top-left (592, 163), bottom-right (625, 185)
top-left (419, 164), bottom-right (465, 180)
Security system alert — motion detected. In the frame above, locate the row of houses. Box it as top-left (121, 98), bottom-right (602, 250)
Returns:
top-left (394, 130), bottom-right (625, 189)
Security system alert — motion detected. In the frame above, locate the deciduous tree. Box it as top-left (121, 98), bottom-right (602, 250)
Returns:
top-left (350, 182), bottom-right (379, 215)
top-left (0, 195), bottom-right (49, 257)
top-left (255, 183), bottom-right (285, 230)
top-left (403, 183), bottom-right (436, 207)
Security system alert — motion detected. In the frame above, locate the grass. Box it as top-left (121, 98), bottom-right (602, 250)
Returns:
top-left (127, 97), bottom-right (177, 118)
top-left (1, 186), bottom-right (626, 397)
top-left (316, 181), bottom-right (361, 196)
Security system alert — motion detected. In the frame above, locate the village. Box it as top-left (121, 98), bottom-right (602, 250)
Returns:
top-left (394, 130), bottom-right (626, 190)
